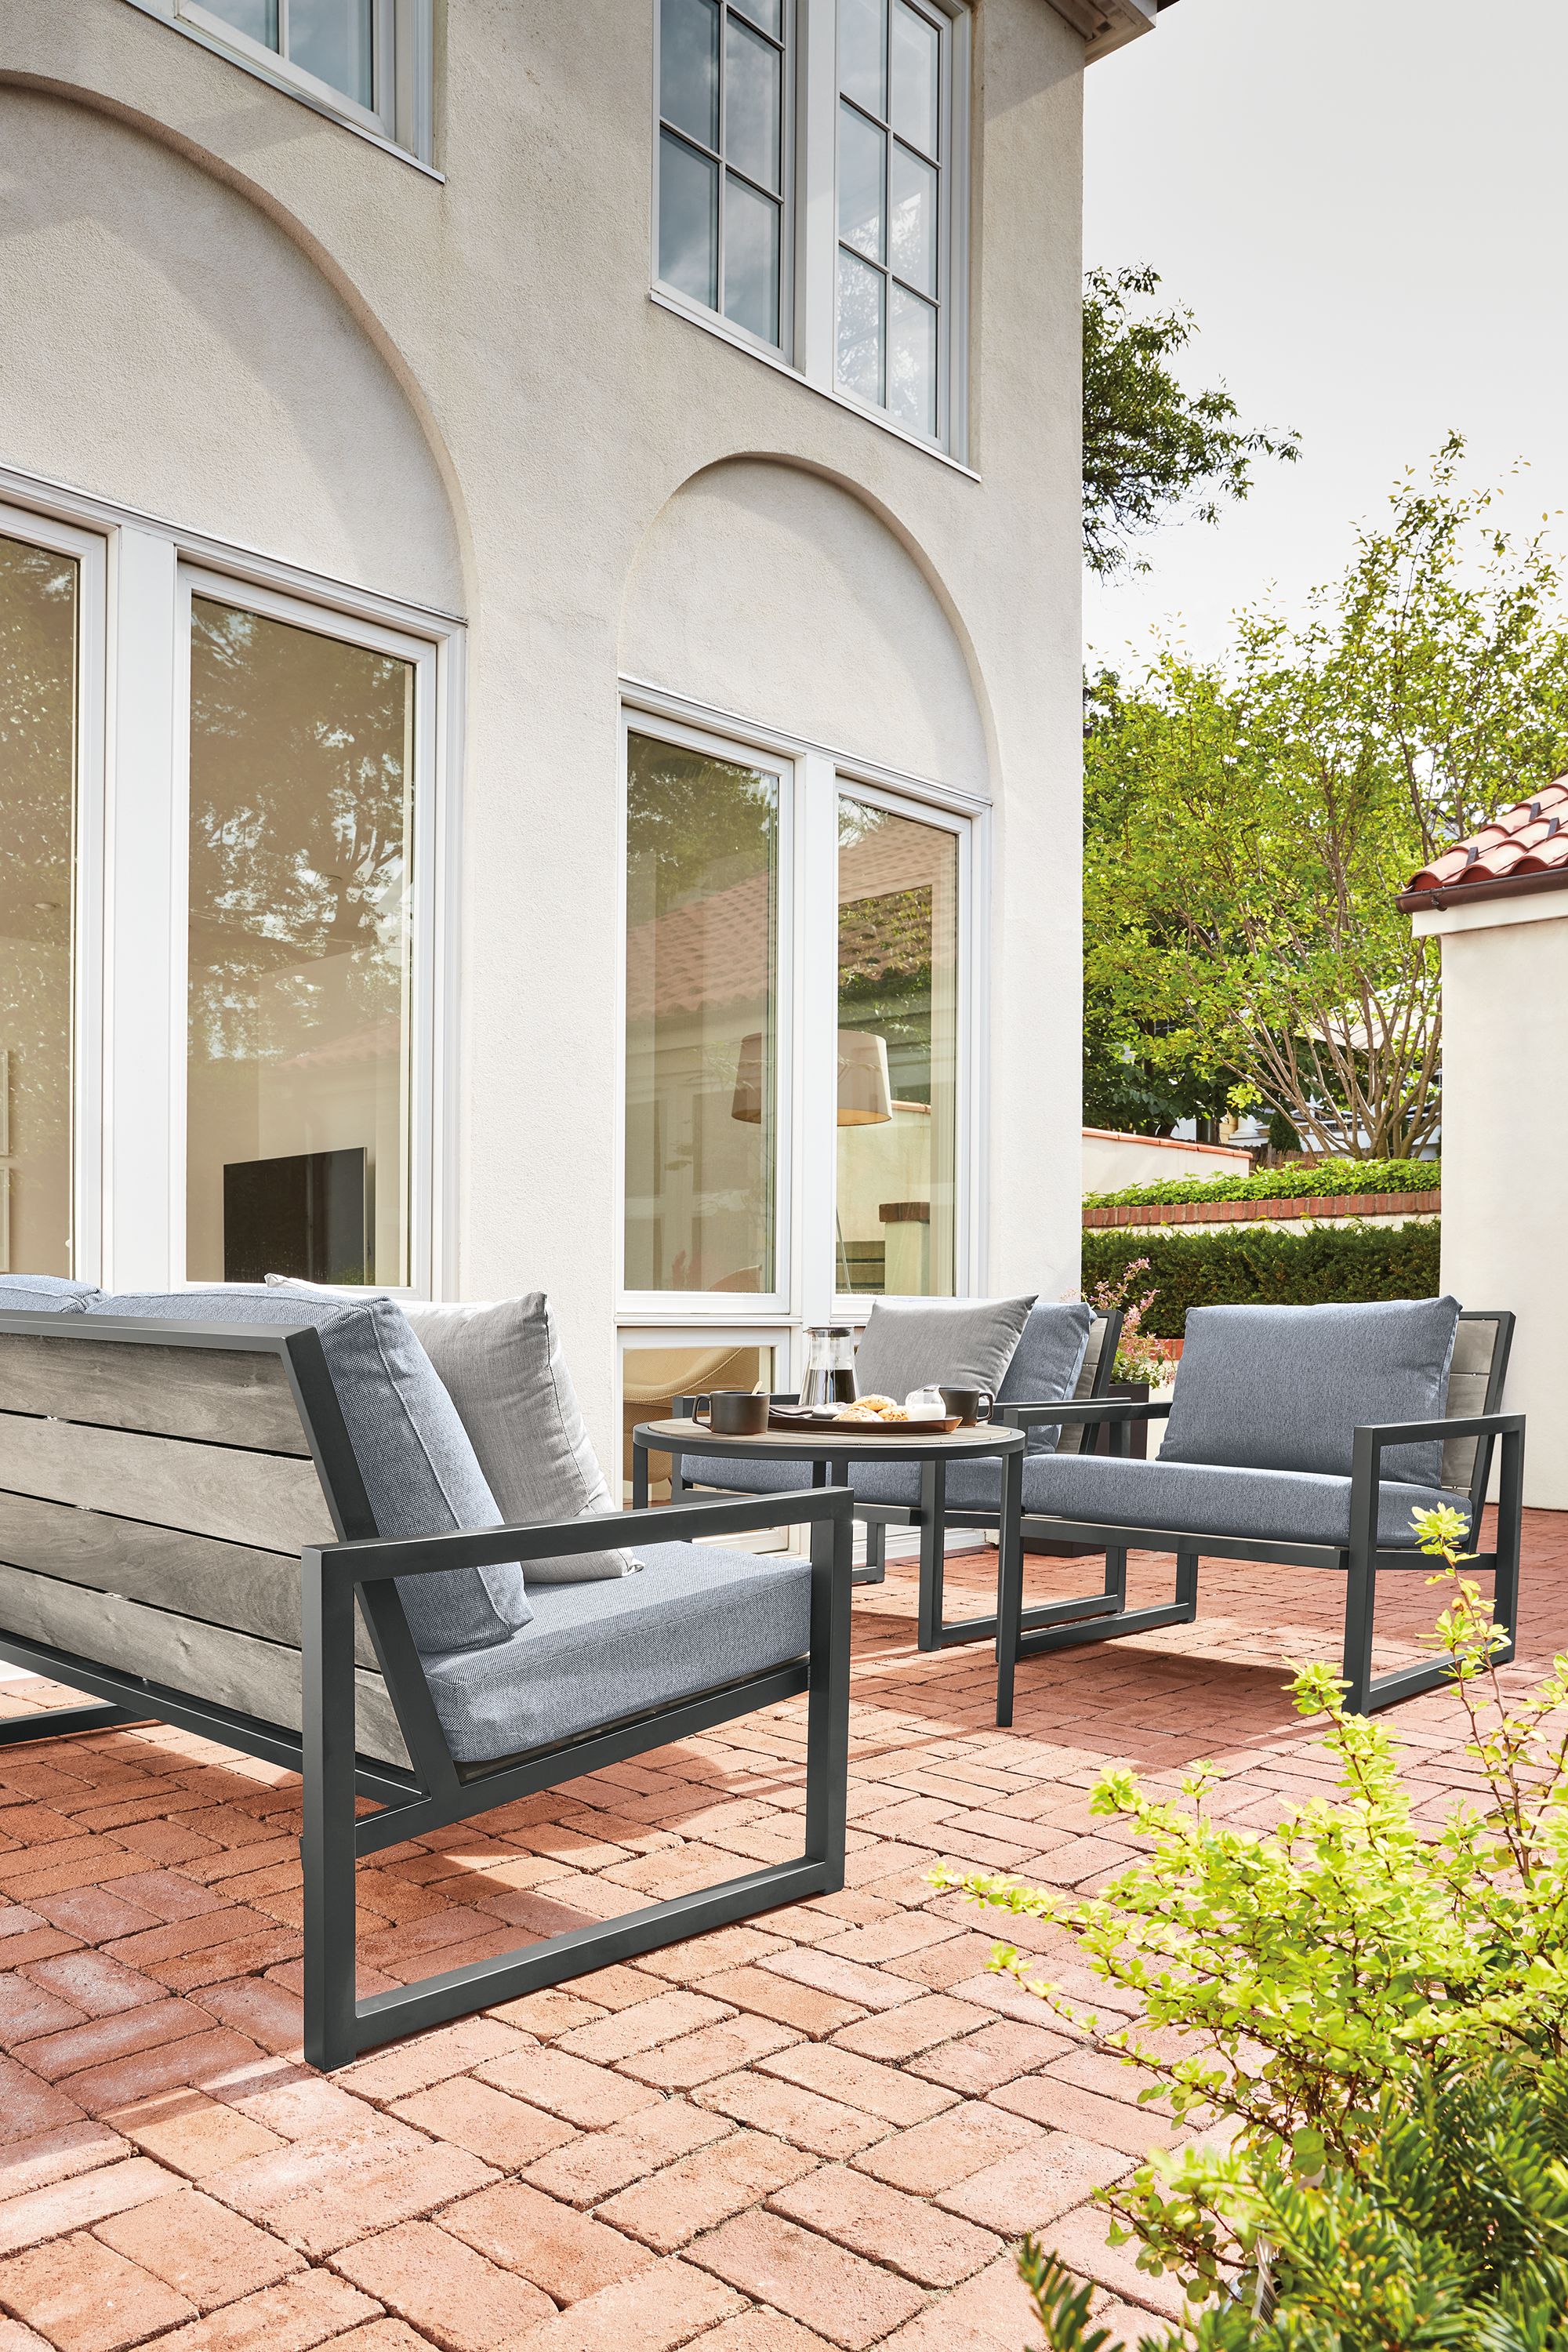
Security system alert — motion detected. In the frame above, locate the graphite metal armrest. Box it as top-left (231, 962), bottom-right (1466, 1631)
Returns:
top-left (1352, 1411), bottom-right (1524, 1454)
top-left (995, 1397), bottom-right (1174, 1430)
top-left (312, 1486), bottom-right (851, 1585)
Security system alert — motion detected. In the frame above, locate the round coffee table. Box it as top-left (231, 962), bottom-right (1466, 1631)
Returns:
top-left (630, 1417), bottom-right (1026, 1686)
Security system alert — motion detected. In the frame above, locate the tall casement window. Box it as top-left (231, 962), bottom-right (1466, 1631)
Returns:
top-left (835, 0), bottom-right (947, 438)
top-left (0, 484), bottom-right (449, 1295)
top-left (128, 2), bottom-right (434, 160)
top-left (0, 534), bottom-right (80, 1279)
top-left (652, 0), bottom-right (967, 453)
top-left (620, 710), bottom-right (974, 1478)
top-left (184, 592), bottom-right (419, 1290)
top-left (657, 0), bottom-right (790, 349)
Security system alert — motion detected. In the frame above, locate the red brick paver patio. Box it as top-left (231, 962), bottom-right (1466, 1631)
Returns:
top-left (0, 1515), bottom-right (1562, 2352)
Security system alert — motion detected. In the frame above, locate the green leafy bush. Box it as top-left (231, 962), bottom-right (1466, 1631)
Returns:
top-left (1080, 1223), bottom-right (1439, 1337)
top-left (1083, 1159), bottom-right (1440, 1213)
top-left (936, 1519), bottom-right (1568, 2349)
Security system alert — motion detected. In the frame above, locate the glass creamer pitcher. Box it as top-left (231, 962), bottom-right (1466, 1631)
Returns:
top-left (799, 1325), bottom-right (858, 1409)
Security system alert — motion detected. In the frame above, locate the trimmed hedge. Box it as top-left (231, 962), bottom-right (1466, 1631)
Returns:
top-left (1083, 1156), bottom-right (1440, 1213)
top-left (1082, 1220), bottom-right (1441, 1338)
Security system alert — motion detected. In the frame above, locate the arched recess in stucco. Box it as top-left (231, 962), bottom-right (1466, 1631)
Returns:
top-left (619, 458), bottom-right (989, 794)
top-left (0, 83), bottom-right (462, 613)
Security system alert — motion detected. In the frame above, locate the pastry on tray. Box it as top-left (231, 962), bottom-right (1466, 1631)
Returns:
top-left (855, 1394), bottom-right (898, 1413)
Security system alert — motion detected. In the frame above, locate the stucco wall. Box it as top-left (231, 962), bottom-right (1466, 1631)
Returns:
top-left (1425, 901), bottom-right (1567, 1512)
top-left (0, 0), bottom-right (1088, 1465)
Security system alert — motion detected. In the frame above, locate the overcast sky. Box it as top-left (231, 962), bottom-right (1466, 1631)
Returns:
top-left (1082, 0), bottom-right (1568, 669)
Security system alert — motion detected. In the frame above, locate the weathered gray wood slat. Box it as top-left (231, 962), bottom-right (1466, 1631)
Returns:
top-left (0, 1563), bottom-right (407, 1768)
top-left (0, 1411), bottom-right (335, 1552)
top-left (0, 1334), bottom-right (310, 1455)
top-left (0, 1490), bottom-right (378, 1668)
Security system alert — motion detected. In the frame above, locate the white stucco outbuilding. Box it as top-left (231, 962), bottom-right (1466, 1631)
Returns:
top-left (1402, 780), bottom-right (1568, 1511)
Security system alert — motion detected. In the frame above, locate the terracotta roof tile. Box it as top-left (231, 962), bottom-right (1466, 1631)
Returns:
top-left (1403, 776), bottom-right (1568, 901)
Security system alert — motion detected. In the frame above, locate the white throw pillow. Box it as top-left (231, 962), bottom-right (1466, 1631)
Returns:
top-left (267, 1280), bottom-right (641, 1582)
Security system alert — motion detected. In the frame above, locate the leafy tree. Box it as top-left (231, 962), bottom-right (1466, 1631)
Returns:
top-left (1083, 266), bottom-right (1299, 578)
top-left (1083, 441), bottom-right (1568, 1156)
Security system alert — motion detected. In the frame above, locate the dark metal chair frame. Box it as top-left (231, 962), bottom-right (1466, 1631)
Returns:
top-left (0, 1316), bottom-right (853, 2072)
top-left (669, 1308), bottom-right (1127, 1658)
top-left (992, 1308), bottom-right (1524, 1726)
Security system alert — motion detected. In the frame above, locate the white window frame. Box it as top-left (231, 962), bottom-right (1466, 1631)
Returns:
top-left (121, 0), bottom-right (437, 171)
top-left (0, 503), bottom-right (109, 1287)
top-left (173, 567), bottom-right (443, 1301)
top-left (650, 0), bottom-right (971, 464)
top-left (0, 463), bottom-right (463, 1301)
top-left (618, 706), bottom-right (799, 1325)
top-left (654, 0), bottom-right (799, 361)
top-left (617, 685), bottom-right (986, 1365)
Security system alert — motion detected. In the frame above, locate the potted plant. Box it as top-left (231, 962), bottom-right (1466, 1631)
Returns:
top-left (1087, 1258), bottom-right (1180, 1460)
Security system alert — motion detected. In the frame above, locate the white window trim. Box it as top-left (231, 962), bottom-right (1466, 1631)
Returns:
top-left (617, 682), bottom-right (989, 1349)
top-left (0, 464), bottom-right (463, 1301)
top-left (653, 0), bottom-right (799, 364)
top-left (0, 503), bottom-right (108, 1287)
top-left (120, 0), bottom-right (440, 174)
top-left (652, 0), bottom-right (972, 464)
top-left (618, 705), bottom-right (799, 1323)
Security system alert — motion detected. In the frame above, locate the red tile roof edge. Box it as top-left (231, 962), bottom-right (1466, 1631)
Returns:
top-left (1401, 777), bottom-right (1568, 908)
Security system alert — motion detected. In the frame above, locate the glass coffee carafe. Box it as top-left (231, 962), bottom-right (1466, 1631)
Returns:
top-left (799, 1325), bottom-right (858, 1409)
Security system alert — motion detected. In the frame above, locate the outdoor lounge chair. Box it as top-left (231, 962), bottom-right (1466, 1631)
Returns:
top-left (0, 1295), bottom-right (851, 2071)
top-left (990, 1299), bottom-right (1523, 1727)
top-left (675, 1301), bottom-right (1123, 1651)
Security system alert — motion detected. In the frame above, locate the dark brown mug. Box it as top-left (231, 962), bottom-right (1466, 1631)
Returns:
top-left (938, 1385), bottom-right (993, 1426)
top-left (700, 1389), bottom-right (770, 1436)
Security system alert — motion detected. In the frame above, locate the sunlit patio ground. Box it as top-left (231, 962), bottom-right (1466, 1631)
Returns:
top-left (0, 1512), bottom-right (1562, 2352)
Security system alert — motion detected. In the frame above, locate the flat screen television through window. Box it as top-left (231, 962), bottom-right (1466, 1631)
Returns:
top-left (223, 1147), bottom-right (368, 1287)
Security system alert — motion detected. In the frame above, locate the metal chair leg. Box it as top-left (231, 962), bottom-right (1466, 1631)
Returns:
top-left (858, 1519), bottom-right (887, 1587)
top-left (995, 1449), bottom-right (1025, 1728)
top-left (302, 1551), bottom-right (360, 2072)
top-left (916, 1459), bottom-right (946, 1651)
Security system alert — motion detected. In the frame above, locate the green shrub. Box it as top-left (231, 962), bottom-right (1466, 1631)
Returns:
top-left (1083, 1158), bottom-right (1439, 1212)
top-left (1080, 1222), bottom-right (1439, 1337)
top-left (936, 1518), bottom-right (1568, 2349)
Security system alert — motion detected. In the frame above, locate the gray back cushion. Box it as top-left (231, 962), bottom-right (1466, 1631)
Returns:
top-left (0, 1276), bottom-right (98, 1312)
top-left (852, 1295), bottom-right (1036, 1402)
top-left (270, 1283), bottom-right (638, 1584)
top-left (89, 1289), bottom-right (532, 1655)
top-left (1160, 1297), bottom-right (1462, 1486)
top-left (996, 1302), bottom-right (1094, 1455)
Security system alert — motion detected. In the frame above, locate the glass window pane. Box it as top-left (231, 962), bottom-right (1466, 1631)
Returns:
top-left (724, 176), bottom-right (781, 343)
top-left (288, 0), bottom-right (373, 105)
top-left (889, 284), bottom-right (937, 434)
top-left (890, 141), bottom-right (936, 296)
top-left (661, 0), bottom-right (720, 147)
top-left (891, 0), bottom-right (939, 154)
top-left (837, 801), bottom-right (958, 1298)
top-left (659, 131), bottom-right (719, 307)
top-left (622, 1342), bottom-right (776, 1502)
top-left (199, 0), bottom-right (279, 51)
top-left (725, 15), bottom-right (782, 192)
top-left (0, 535), bottom-right (78, 1279)
top-left (187, 598), bottom-right (415, 1287)
top-left (837, 102), bottom-right (885, 260)
top-left (730, 0), bottom-right (782, 33)
top-left (836, 246), bottom-right (884, 404)
top-left (839, 0), bottom-right (886, 115)
top-left (625, 735), bottom-right (779, 1295)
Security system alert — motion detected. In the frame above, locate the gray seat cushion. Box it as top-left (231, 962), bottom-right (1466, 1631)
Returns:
top-left (270, 1283), bottom-right (639, 1585)
top-left (681, 1452), bottom-right (816, 1497)
top-left (88, 1289), bottom-right (532, 1657)
top-left (1160, 1298), bottom-right (1461, 1489)
top-left (1014, 1452), bottom-right (1471, 1551)
top-left (420, 1541), bottom-right (813, 1763)
top-left (0, 1276), bottom-right (98, 1312)
top-left (851, 1294), bottom-right (1036, 1403)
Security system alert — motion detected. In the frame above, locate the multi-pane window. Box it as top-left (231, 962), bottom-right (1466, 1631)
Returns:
top-left (193, 0), bottom-right (378, 109)
top-left (657, 0), bottom-right (789, 350)
top-left (836, 0), bottom-right (946, 437)
top-left (143, 1), bottom-right (432, 158)
top-left (653, 0), bottom-right (963, 452)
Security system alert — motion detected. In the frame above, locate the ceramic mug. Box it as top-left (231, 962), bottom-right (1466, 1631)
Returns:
top-left (938, 1385), bottom-right (994, 1426)
top-left (701, 1389), bottom-right (770, 1436)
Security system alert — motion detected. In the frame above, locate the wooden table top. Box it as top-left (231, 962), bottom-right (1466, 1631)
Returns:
top-left (635, 1416), bottom-right (1025, 1458)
